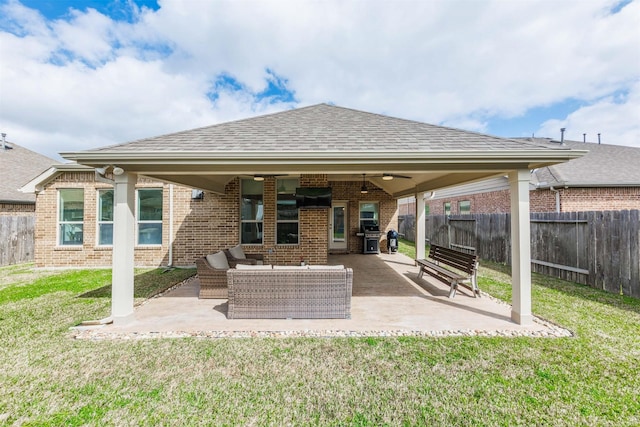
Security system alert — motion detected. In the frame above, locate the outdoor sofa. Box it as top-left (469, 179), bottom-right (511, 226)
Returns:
top-left (196, 246), bottom-right (264, 298)
top-left (227, 265), bottom-right (353, 319)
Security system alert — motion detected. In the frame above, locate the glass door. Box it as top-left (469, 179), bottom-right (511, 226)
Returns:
top-left (329, 202), bottom-right (348, 251)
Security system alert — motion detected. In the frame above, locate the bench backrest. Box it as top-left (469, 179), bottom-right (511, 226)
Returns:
top-left (428, 245), bottom-right (478, 275)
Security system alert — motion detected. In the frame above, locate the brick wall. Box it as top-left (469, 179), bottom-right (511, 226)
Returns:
top-left (330, 180), bottom-right (398, 254)
top-left (0, 203), bottom-right (35, 215)
top-left (35, 172), bottom-right (169, 267)
top-left (420, 187), bottom-right (640, 214)
top-left (36, 173), bottom-right (400, 268)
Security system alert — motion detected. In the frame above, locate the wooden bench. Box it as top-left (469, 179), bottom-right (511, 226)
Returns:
top-left (416, 245), bottom-right (480, 298)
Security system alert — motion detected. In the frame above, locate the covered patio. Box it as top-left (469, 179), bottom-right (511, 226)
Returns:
top-left (74, 253), bottom-right (571, 339)
top-left (62, 104), bottom-right (586, 328)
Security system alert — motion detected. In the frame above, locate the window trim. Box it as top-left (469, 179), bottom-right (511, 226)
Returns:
top-left (57, 188), bottom-right (84, 247)
top-left (276, 178), bottom-right (299, 245)
top-left (444, 201), bottom-right (451, 216)
top-left (136, 188), bottom-right (163, 246)
top-left (359, 201), bottom-right (379, 231)
top-left (96, 188), bottom-right (114, 247)
top-left (240, 179), bottom-right (264, 245)
top-left (458, 200), bottom-right (471, 214)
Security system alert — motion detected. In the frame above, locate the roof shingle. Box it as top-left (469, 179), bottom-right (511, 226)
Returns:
top-left (0, 142), bottom-right (57, 203)
top-left (89, 104), bottom-right (558, 153)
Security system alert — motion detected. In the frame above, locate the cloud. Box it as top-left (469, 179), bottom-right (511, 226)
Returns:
top-left (0, 0), bottom-right (638, 160)
top-left (538, 81), bottom-right (640, 146)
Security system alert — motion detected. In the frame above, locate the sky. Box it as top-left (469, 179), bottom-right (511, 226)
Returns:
top-left (0, 0), bottom-right (638, 161)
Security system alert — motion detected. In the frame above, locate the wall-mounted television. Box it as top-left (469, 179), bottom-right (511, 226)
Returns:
top-left (295, 187), bottom-right (332, 209)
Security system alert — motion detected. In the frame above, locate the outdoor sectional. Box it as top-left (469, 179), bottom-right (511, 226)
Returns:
top-left (196, 249), bottom-right (353, 320)
top-left (227, 265), bottom-right (353, 319)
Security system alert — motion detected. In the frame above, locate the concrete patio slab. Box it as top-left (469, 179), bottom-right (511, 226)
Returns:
top-left (73, 253), bottom-right (571, 339)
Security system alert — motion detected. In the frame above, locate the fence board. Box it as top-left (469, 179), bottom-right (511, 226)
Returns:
top-left (410, 210), bottom-right (639, 298)
top-left (0, 215), bottom-right (35, 266)
top-left (630, 210), bottom-right (640, 298)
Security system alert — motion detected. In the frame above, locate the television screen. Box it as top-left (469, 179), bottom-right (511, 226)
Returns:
top-left (295, 187), bottom-right (332, 209)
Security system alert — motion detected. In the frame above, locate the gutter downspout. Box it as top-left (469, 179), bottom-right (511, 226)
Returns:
top-left (549, 186), bottom-right (560, 213)
top-left (168, 184), bottom-right (174, 267)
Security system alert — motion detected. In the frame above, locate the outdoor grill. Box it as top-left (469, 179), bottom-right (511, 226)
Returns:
top-left (362, 224), bottom-right (381, 254)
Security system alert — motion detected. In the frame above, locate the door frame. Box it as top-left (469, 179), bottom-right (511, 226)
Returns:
top-left (328, 201), bottom-right (348, 252)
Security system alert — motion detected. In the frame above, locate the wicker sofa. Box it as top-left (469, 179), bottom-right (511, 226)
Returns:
top-left (195, 256), bottom-right (230, 298)
top-left (196, 247), bottom-right (265, 298)
top-left (227, 266), bottom-right (353, 319)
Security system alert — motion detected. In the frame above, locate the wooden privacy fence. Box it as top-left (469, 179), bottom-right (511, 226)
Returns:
top-left (0, 215), bottom-right (35, 266)
top-left (399, 210), bottom-right (640, 298)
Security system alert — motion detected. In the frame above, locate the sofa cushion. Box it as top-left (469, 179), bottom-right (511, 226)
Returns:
top-left (235, 263), bottom-right (273, 270)
top-left (228, 245), bottom-right (246, 259)
top-left (206, 251), bottom-right (229, 270)
top-left (308, 265), bottom-right (344, 270)
top-left (272, 265), bottom-right (309, 270)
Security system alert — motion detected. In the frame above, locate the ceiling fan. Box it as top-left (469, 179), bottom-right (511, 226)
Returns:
top-left (370, 173), bottom-right (413, 181)
top-left (245, 174), bottom-right (288, 181)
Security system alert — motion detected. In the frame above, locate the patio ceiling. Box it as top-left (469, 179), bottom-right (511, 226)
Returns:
top-left (60, 104), bottom-right (586, 198)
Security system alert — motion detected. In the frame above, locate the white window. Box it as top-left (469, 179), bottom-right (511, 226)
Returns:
top-left (359, 202), bottom-right (379, 231)
top-left (137, 188), bottom-right (163, 245)
top-left (276, 178), bottom-right (299, 244)
top-left (241, 179), bottom-right (264, 244)
top-left (444, 202), bottom-right (451, 216)
top-left (58, 189), bottom-right (84, 246)
top-left (459, 200), bottom-right (471, 214)
top-left (97, 189), bottom-right (114, 246)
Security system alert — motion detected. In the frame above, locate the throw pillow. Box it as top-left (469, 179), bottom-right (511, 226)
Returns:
top-left (206, 251), bottom-right (230, 270)
top-left (228, 244), bottom-right (246, 259)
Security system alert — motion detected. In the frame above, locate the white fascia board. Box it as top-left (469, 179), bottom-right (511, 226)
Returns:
top-left (61, 149), bottom-right (588, 165)
top-left (19, 164), bottom-right (94, 193)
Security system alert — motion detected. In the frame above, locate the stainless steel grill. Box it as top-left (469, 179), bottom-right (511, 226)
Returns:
top-left (362, 225), bottom-right (381, 254)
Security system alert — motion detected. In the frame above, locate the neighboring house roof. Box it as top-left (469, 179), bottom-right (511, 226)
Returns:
top-left (61, 104), bottom-right (586, 198)
top-left (0, 140), bottom-right (57, 204)
top-left (413, 138), bottom-right (640, 201)
top-left (20, 163), bottom-right (94, 195)
top-left (525, 138), bottom-right (640, 188)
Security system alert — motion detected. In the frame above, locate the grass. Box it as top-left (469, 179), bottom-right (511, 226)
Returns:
top-left (0, 257), bottom-right (639, 426)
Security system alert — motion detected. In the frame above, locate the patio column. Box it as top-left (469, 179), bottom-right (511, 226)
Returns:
top-left (112, 172), bottom-right (136, 325)
top-left (415, 192), bottom-right (426, 260)
top-left (509, 169), bottom-right (533, 325)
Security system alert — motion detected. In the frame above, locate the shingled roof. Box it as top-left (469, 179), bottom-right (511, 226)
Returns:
top-left (62, 104), bottom-right (586, 198)
top-left (524, 138), bottom-right (640, 187)
top-left (89, 104), bottom-right (553, 153)
top-left (0, 141), bottom-right (56, 204)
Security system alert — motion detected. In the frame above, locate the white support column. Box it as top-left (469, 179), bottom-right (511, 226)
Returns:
top-left (509, 169), bottom-right (533, 325)
top-left (415, 192), bottom-right (426, 260)
top-left (112, 172), bottom-right (136, 324)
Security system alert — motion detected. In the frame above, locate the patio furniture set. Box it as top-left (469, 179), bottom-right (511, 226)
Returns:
top-left (196, 245), bottom-right (353, 319)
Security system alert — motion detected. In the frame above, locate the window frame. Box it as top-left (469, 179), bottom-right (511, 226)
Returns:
top-left (136, 188), bottom-right (163, 246)
top-left (458, 200), bottom-right (471, 214)
top-left (240, 179), bottom-right (264, 245)
top-left (96, 188), bottom-right (114, 247)
top-left (359, 201), bottom-right (379, 231)
top-left (444, 202), bottom-right (451, 216)
top-left (57, 188), bottom-right (84, 246)
top-left (275, 178), bottom-right (299, 245)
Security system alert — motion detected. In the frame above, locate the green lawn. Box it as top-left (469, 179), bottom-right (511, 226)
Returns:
top-left (0, 257), bottom-right (639, 426)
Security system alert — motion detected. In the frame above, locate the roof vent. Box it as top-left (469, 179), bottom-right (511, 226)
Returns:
top-left (583, 133), bottom-right (586, 143)
top-left (560, 128), bottom-right (566, 145)
top-left (598, 133), bottom-right (601, 144)
top-left (1, 133), bottom-right (11, 150)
